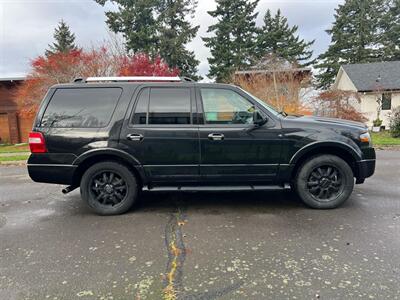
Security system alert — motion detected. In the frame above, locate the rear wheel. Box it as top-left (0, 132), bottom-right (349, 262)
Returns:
top-left (295, 155), bottom-right (354, 209)
top-left (80, 161), bottom-right (138, 215)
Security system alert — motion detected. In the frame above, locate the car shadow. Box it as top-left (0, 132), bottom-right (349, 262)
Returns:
top-left (134, 190), bottom-right (303, 214)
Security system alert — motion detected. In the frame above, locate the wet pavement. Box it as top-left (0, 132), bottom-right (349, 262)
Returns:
top-left (0, 150), bottom-right (399, 299)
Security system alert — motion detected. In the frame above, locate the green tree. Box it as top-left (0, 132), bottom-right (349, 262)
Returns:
top-left (380, 0), bottom-right (400, 60)
top-left (46, 20), bottom-right (77, 56)
top-left (95, 0), bottom-right (160, 56)
top-left (158, 0), bottom-right (200, 80)
top-left (96, 0), bottom-right (200, 79)
top-left (315, 0), bottom-right (384, 89)
top-left (203, 0), bottom-right (259, 82)
top-left (256, 9), bottom-right (314, 67)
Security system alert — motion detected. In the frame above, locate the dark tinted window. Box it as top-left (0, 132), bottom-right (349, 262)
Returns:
top-left (382, 93), bottom-right (392, 110)
top-left (148, 88), bottom-right (191, 125)
top-left (132, 88), bottom-right (149, 124)
top-left (41, 88), bottom-right (122, 128)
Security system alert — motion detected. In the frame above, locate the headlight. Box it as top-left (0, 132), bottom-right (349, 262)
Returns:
top-left (360, 132), bottom-right (372, 146)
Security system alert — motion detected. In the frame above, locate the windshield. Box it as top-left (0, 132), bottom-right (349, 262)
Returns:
top-left (238, 88), bottom-right (281, 117)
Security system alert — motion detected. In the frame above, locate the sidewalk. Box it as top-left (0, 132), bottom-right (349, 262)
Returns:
top-left (0, 152), bottom-right (30, 157)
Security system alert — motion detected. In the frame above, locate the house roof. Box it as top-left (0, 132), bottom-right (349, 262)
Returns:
top-left (341, 61), bottom-right (400, 92)
top-left (235, 68), bottom-right (311, 75)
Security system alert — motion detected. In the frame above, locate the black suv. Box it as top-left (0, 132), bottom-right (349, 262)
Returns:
top-left (27, 76), bottom-right (376, 215)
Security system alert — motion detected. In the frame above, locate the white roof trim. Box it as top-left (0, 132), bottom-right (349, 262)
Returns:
top-left (0, 76), bottom-right (26, 82)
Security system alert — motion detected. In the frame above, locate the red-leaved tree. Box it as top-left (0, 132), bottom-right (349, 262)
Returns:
top-left (312, 90), bottom-right (367, 122)
top-left (15, 47), bottom-right (180, 116)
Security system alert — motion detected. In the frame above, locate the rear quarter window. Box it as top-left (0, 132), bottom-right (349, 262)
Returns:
top-left (40, 88), bottom-right (122, 128)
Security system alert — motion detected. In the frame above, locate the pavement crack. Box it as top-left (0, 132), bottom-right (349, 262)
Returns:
top-left (161, 200), bottom-right (242, 300)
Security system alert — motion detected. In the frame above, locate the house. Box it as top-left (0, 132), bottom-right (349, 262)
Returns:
top-left (0, 77), bottom-right (34, 144)
top-left (234, 56), bottom-right (312, 115)
top-left (334, 61), bottom-right (400, 128)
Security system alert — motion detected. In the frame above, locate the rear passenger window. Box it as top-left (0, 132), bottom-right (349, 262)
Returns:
top-left (132, 88), bottom-right (191, 125)
top-left (41, 88), bottom-right (122, 128)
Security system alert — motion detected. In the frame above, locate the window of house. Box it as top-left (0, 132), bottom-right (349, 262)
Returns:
top-left (382, 93), bottom-right (392, 110)
top-left (200, 88), bottom-right (254, 124)
top-left (41, 88), bottom-right (122, 128)
top-left (132, 88), bottom-right (191, 125)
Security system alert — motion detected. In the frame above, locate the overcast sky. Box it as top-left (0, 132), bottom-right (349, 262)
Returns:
top-left (0, 0), bottom-right (343, 78)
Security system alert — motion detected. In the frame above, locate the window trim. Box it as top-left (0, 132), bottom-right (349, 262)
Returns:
top-left (129, 86), bottom-right (194, 127)
top-left (39, 87), bottom-right (123, 129)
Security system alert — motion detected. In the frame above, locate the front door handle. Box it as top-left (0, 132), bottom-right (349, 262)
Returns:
top-left (208, 133), bottom-right (225, 141)
top-left (126, 133), bottom-right (144, 141)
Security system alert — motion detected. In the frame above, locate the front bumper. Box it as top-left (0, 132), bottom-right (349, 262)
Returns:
top-left (355, 159), bottom-right (376, 183)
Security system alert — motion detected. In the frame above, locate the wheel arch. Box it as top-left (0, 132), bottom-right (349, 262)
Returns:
top-left (72, 149), bottom-right (146, 188)
top-left (290, 142), bottom-right (362, 180)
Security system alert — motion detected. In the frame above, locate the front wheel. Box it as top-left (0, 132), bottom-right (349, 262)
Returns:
top-left (295, 155), bottom-right (354, 209)
top-left (80, 161), bottom-right (138, 215)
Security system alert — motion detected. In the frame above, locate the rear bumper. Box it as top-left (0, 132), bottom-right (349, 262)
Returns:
top-left (355, 159), bottom-right (376, 183)
top-left (27, 164), bottom-right (77, 185)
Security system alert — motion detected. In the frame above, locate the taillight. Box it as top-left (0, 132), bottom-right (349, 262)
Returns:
top-left (29, 132), bottom-right (47, 153)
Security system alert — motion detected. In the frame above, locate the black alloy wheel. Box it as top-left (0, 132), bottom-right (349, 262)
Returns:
top-left (81, 161), bottom-right (138, 215)
top-left (306, 165), bottom-right (344, 202)
top-left (90, 171), bottom-right (128, 207)
top-left (295, 154), bottom-right (354, 209)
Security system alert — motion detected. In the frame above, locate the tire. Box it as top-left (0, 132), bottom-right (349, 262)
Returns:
top-left (294, 155), bottom-right (354, 209)
top-left (80, 161), bottom-right (138, 215)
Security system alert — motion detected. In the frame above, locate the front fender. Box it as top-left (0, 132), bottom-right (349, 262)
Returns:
top-left (289, 140), bottom-right (363, 165)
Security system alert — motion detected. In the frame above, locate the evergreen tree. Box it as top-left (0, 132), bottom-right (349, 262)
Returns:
top-left (157, 0), bottom-right (201, 80)
top-left (203, 0), bottom-right (259, 82)
top-left (95, 0), bottom-right (160, 56)
top-left (315, 0), bottom-right (383, 89)
top-left (255, 9), bottom-right (314, 67)
top-left (380, 0), bottom-right (400, 60)
top-left (46, 20), bottom-right (77, 56)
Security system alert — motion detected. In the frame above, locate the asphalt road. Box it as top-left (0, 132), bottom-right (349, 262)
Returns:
top-left (1, 151), bottom-right (399, 300)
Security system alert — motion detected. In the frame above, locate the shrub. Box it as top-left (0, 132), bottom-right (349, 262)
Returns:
top-left (313, 90), bottom-right (368, 123)
top-left (389, 106), bottom-right (400, 138)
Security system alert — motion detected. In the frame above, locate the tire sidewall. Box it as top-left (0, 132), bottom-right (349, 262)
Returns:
top-left (295, 155), bottom-right (354, 209)
top-left (81, 162), bottom-right (138, 215)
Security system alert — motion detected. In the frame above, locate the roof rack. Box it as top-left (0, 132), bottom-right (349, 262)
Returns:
top-left (73, 76), bottom-right (195, 83)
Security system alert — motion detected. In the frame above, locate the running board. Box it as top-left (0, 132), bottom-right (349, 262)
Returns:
top-left (143, 184), bottom-right (291, 192)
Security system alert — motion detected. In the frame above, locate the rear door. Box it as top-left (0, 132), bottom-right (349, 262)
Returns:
top-left (120, 85), bottom-right (200, 184)
top-left (197, 86), bottom-right (282, 184)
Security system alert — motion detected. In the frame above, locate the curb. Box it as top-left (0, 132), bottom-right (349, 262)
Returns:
top-left (376, 146), bottom-right (400, 151)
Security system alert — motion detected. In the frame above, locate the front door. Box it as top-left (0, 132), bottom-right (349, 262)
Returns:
top-left (197, 87), bottom-right (282, 184)
top-left (120, 86), bottom-right (199, 184)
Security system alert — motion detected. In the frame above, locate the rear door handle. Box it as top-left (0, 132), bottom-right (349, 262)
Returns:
top-left (126, 133), bottom-right (144, 141)
top-left (208, 133), bottom-right (225, 141)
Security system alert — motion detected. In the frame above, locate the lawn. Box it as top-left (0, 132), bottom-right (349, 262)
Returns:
top-left (0, 144), bottom-right (30, 153)
top-left (371, 131), bottom-right (400, 146)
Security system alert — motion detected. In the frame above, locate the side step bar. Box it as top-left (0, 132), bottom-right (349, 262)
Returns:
top-left (143, 184), bottom-right (291, 192)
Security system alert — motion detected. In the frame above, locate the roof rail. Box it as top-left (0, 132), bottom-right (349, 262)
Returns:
top-left (72, 76), bottom-right (196, 83)
top-left (180, 76), bottom-right (195, 82)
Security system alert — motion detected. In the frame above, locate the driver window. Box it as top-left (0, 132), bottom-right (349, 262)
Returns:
top-left (200, 88), bottom-right (255, 124)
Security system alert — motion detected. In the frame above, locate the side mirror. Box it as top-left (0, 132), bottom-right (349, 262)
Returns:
top-left (253, 110), bottom-right (268, 127)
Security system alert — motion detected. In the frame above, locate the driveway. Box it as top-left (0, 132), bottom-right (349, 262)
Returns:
top-left (0, 151), bottom-right (399, 299)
